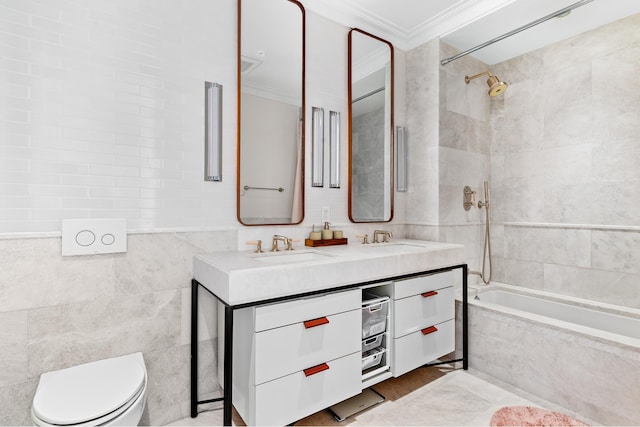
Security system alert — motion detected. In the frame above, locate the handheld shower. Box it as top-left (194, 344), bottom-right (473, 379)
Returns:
top-left (466, 181), bottom-right (492, 284)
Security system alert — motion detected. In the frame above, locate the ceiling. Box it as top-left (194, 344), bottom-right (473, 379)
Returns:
top-left (303, 0), bottom-right (640, 64)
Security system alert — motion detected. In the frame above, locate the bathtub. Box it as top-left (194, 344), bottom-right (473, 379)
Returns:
top-left (466, 284), bottom-right (640, 426)
top-left (473, 287), bottom-right (640, 341)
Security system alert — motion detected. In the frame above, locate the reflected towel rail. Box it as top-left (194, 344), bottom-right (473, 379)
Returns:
top-left (352, 87), bottom-right (384, 104)
top-left (243, 185), bottom-right (284, 192)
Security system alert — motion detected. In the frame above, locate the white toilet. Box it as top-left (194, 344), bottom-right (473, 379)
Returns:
top-left (31, 352), bottom-right (147, 426)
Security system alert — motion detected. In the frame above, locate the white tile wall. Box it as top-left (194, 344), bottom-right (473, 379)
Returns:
top-left (404, 38), bottom-right (439, 225)
top-left (434, 15), bottom-right (640, 309)
top-left (0, 0), bottom-right (238, 234)
top-left (543, 263), bottom-right (640, 308)
top-left (428, 41), bottom-right (492, 283)
top-left (0, 0), bottom-right (407, 236)
top-left (488, 13), bottom-right (640, 307)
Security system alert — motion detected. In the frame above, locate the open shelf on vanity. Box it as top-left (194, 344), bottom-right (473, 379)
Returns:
top-left (361, 286), bottom-right (393, 388)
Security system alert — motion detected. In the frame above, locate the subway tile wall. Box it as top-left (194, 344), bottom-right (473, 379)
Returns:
top-left (0, 0), bottom-right (237, 233)
top-left (0, 0), bottom-right (396, 235)
top-left (0, 2), bottom-right (404, 424)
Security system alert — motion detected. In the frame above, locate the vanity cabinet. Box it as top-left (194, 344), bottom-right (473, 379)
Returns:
top-left (231, 270), bottom-right (456, 424)
top-left (191, 244), bottom-right (468, 426)
top-left (391, 270), bottom-right (456, 376)
top-left (232, 289), bottom-right (362, 426)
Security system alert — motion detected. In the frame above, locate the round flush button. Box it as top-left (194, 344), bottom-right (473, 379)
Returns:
top-left (101, 234), bottom-right (115, 245)
top-left (75, 230), bottom-right (96, 247)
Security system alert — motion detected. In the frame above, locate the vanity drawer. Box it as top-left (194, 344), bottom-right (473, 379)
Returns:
top-left (253, 352), bottom-right (361, 426)
top-left (393, 286), bottom-right (454, 338)
top-left (254, 289), bottom-right (361, 332)
top-left (392, 319), bottom-right (455, 377)
top-left (393, 270), bottom-right (455, 300)
top-left (254, 308), bottom-right (360, 385)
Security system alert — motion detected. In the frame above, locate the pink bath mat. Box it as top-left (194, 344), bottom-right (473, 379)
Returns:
top-left (490, 406), bottom-right (588, 426)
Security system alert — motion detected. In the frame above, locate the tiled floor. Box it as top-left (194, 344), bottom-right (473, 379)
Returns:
top-left (168, 367), bottom-right (593, 426)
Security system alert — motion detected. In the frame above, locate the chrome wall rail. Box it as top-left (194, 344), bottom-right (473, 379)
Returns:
top-left (243, 185), bottom-right (284, 192)
top-left (440, 0), bottom-right (595, 66)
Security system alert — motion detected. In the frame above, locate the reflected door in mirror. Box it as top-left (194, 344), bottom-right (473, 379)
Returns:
top-left (237, 0), bottom-right (305, 225)
top-left (348, 29), bottom-right (394, 222)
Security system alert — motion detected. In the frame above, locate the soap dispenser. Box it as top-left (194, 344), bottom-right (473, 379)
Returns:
top-left (321, 222), bottom-right (333, 240)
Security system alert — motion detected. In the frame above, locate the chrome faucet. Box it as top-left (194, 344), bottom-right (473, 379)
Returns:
top-left (271, 235), bottom-right (292, 251)
top-left (373, 230), bottom-right (393, 243)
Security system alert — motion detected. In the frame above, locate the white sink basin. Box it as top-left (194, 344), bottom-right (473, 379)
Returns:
top-left (252, 251), bottom-right (334, 264)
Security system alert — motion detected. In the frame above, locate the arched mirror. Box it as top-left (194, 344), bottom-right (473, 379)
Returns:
top-left (237, 0), bottom-right (305, 225)
top-left (348, 28), bottom-right (394, 223)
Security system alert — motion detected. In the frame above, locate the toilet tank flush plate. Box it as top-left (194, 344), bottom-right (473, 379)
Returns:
top-left (62, 219), bottom-right (127, 256)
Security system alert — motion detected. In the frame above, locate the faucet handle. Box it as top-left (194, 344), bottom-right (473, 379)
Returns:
top-left (246, 240), bottom-right (263, 253)
top-left (285, 238), bottom-right (301, 251)
top-left (355, 234), bottom-right (369, 244)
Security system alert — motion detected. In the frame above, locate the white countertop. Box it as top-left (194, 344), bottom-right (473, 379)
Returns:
top-left (193, 239), bottom-right (466, 306)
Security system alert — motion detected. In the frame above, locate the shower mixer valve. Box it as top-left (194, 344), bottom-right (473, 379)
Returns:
top-left (464, 181), bottom-right (493, 285)
top-left (464, 185), bottom-right (490, 211)
top-left (463, 186), bottom-right (476, 211)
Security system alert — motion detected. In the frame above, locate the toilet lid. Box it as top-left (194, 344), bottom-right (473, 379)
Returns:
top-left (32, 354), bottom-right (146, 425)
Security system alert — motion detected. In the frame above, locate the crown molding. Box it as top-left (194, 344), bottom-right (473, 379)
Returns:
top-left (303, 0), bottom-right (517, 51)
top-left (405, 0), bottom-right (518, 50)
top-left (302, 0), bottom-right (407, 48)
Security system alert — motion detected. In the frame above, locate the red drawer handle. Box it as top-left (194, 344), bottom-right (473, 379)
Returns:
top-left (303, 317), bottom-right (329, 329)
top-left (421, 291), bottom-right (438, 298)
top-left (304, 363), bottom-right (330, 377)
top-left (421, 326), bottom-right (438, 335)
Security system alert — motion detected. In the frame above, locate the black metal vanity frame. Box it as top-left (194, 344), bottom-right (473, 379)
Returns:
top-left (190, 264), bottom-right (468, 426)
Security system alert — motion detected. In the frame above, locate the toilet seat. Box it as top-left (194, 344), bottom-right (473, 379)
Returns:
top-left (32, 353), bottom-right (146, 426)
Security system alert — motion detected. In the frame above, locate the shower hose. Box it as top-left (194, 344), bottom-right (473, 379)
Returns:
top-left (479, 199), bottom-right (492, 284)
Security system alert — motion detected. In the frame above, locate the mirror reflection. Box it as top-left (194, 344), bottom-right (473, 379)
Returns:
top-left (348, 29), bottom-right (394, 222)
top-left (238, 0), bottom-right (305, 225)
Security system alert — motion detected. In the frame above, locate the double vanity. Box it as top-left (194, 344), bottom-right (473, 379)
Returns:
top-left (191, 239), bottom-right (467, 426)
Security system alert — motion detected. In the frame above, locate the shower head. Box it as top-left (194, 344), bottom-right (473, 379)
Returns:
top-left (486, 75), bottom-right (508, 96)
top-left (465, 71), bottom-right (508, 97)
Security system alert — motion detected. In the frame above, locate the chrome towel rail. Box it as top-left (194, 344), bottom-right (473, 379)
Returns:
top-left (243, 185), bottom-right (284, 192)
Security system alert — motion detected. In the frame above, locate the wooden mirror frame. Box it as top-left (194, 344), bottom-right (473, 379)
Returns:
top-left (236, 0), bottom-right (306, 226)
top-left (348, 28), bottom-right (394, 223)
